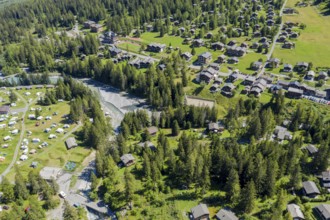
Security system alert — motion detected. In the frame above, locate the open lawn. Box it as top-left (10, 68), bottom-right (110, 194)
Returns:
top-left (273, 0), bottom-right (330, 68)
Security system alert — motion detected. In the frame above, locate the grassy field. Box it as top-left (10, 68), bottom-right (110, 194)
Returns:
top-left (273, 0), bottom-right (330, 68)
top-left (0, 88), bottom-right (92, 181)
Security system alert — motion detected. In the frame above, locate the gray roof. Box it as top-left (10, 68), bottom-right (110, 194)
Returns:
top-left (287, 204), bottom-right (305, 219)
top-left (322, 171), bottom-right (330, 181)
top-left (199, 52), bottom-right (212, 59)
top-left (138, 141), bottom-right (156, 151)
top-left (191, 204), bottom-right (209, 219)
top-left (302, 181), bottom-right (320, 195)
top-left (120, 154), bottom-right (135, 165)
top-left (208, 122), bottom-right (219, 130)
top-left (315, 204), bottom-right (330, 219)
top-left (65, 137), bottom-right (78, 149)
top-left (147, 126), bottom-right (158, 135)
top-left (288, 87), bottom-right (304, 94)
top-left (215, 209), bottom-right (238, 220)
top-left (306, 144), bottom-right (318, 154)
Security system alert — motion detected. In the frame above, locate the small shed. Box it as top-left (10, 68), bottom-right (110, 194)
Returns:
top-left (65, 137), bottom-right (78, 150)
top-left (120, 154), bottom-right (135, 167)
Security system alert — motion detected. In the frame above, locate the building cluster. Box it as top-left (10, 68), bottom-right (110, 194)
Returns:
top-left (84, 20), bottom-right (103, 33)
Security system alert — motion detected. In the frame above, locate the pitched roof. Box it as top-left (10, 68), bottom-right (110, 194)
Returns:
top-left (287, 204), bottom-right (305, 219)
top-left (315, 204), bottom-right (330, 219)
top-left (120, 154), bottom-right (135, 165)
top-left (322, 171), bottom-right (330, 181)
top-left (288, 87), bottom-right (303, 94)
top-left (191, 204), bottom-right (209, 219)
top-left (199, 52), bottom-right (212, 59)
top-left (215, 209), bottom-right (238, 220)
top-left (306, 144), bottom-right (318, 154)
top-left (302, 181), bottom-right (320, 195)
top-left (65, 137), bottom-right (77, 149)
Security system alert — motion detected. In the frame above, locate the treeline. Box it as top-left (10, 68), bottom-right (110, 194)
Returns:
top-left (0, 169), bottom-right (59, 219)
top-left (64, 53), bottom-right (186, 109)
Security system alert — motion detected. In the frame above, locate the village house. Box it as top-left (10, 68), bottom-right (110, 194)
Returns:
top-left (286, 87), bottom-right (303, 99)
top-left (183, 38), bottom-right (192, 45)
top-left (270, 85), bottom-right (283, 94)
top-left (267, 19), bottom-right (275, 26)
top-left (65, 137), bottom-right (78, 150)
top-left (84, 20), bottom-right (95, 29)
top-left (191, 204), bottom-right (210, 220)
top-left (322, 171), bottom-right (330, 188)
top-left (192, 39), bottom-right (204, 47)
top-left (227, 72), bottom-right (239, 82)
top-left (283, 8), bottom-right (295, 14)
top-left (283, 41), bottom-right (295, 49)
top-left (296, 62), bottom-right (309, 71)
top-left (210, 84), bottom-right (219, 93)
top-left (198, 52), bottom-right (212, 65)
top-left (305, 144), bottom-right (318, 156)
top-left (101, 31), bottom-right (117, 44)
top-left (302, 181), bottom-right (320, 198)
top-left (181, 52), bottom-right (193, 61)
top-left (147, 43), bottom-right (166, 53)
top-left (253, 31), bottom-right (261, 38)
top-left (215, 209), bottom-right (238, 220)
top-left (287, 204), bottom-right (305, 220)
top-left (221, 83), bottom-right (236, 96)
top-left (217, 55), bottom-right (226, 64)
top-left (277, 35), bottom-right (287, 42)
top-left (226, 46), bottom-right (247, 57)
top-left (199, 68), bottom-right (217, 83)
top-left (305, 70), bottom-right (315, 80)
top-left (315, 204), bottom-right (330, 220)
top-left (208, 63), bottom-right (220, 71)
top-left (146, 126), bottom-right (158, 135)
top-left (120, 154), bottom-right (135, 167)
top-left (211, 42), bottom-right (225, 51)
top-left (109, 47), bottom-right (122, 57)
top-left (241, 42), bottom-right (249, 48)
top-left (243, 76), bottom-right (256, 86)
top-left (90, 24), bottom-right (102, 33)
top-left (146, 24), bottom-right (153, 32)
top-left (227, 40), bottom-right (237, 46)
top-left (214, 78), bottom-right (223, 85)
top-left (227, 57), bottom-right (239, 64)
top-left (267, 58), bottom-right (281, 68)
top-left (274, 126), bottom-right (292, 141)
top-left (205, 32), bottom-right (213, 39)
top-left (290, 32), bottom-right (299, 39)
top-left (137, 141), bottom-right (156, 151)
top-left (251, 61), bottom-right (263, 70)
top-left (208, 122), bottom-right (224, 133)
top-left (251, 42), bottom-right (259, 49)
top-left (318, 71), bottom-right (328, 80)
top-left (300, 84), bottom-right (316, 96)
top-left (283, 63), bottom-right (293, 72)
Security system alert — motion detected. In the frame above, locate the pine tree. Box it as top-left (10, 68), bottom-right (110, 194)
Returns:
top-left (225, 169), bottom-right (241, 204)
top-left (1, 178), bottom-right (15, 203)
top-left (63, 201), bottom-right (78, 220)
top-left (240, 180), bottom-right (256, 213)
top-left (124, 169), bottom-right (135, 203)
top-left (172, 120), bottom-right (180, 136)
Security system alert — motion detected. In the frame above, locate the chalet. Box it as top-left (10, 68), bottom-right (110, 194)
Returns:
top-left (192, 39), bottom-right (204, 47)
top-left (287, 204), bottom-right (305, 220)
top-left (199, 72), bottom-right (214, 84)
top-left (120, 154), bottom-right (135, 167)
top-left (315, 90), bottom-right (327, 99)
top-left (227, 57), bottom-right (239, 64)
top-left (109, 47), bottom-right (122, 57)
top-left (283, 42), bottom-right (295, 49)
top-left (226, 46), bottom-right (247, 57)
top-left (181, 52), bottom-right (193, 61)
top-left (290, 32), bottom-right (299, 39)
top-left (208, 122), bottom-right (224, 133)
top-left (215, 209), bottom-right (238, 220)
top-left (322, 171), bottom-right (330, 188)
top-left (267, 19), bottom-right (275, 26)
top-left (129, 58), bottom-right (154, 69)
top-left (158, 64), bottom-right (166, 71)
top-left (250, 87), bottom-right (262, 97)
top-left (217, 55), bottom-right (227, 64)
top-left (296, 62), bottom-right (309, 72)
top-left (138, 141), bottom-right (156, 151)
top-left (214, 78), bottom-right (223, 85)
top-left (300, 84), bottom-right (316, 96)
top-left (190, 29), bottom-right (196, 35)
top-left (285, 21), bottom-right (295, 28)
top-left (253, 31), bottom-right (261, 38)
top-left (267, 58), bottom-right (281, 68)
top-left (205, 32), bottom-right (213, 39)
top-left (243, 76), bottom-right (256, 86)
top-left (147, 43), bottom-right (166, 53)
top-left (252, 78), bottom-right (267, 91)
top-left (210, 84), bottom-right (219, 93)
top-left (191, 204), bottom-right (210, 220)
top-left (259, 37), bottom-right (268, 43)
top-left (146, 126), bottom-right (158, 135)
top-left (198, 52), bottom-right (212, 65)
top-left (173, 21), bottom-right (180, 26)
top-left (227, 40), bottom-right (237, 46)
top-left (283, 63), bottom-right (293, 72)
top-left (287, 87), bottom-right (303, 99)
top-left (305, 70), bottom-right (315, 80)
top-left (302, 181), bottom-right (320, 198)
top-left (315, 204), bottom-right (330, 220)
top-left (183, 38), bottom-right (192, 45)
top-left (269, 85), bottom-right (282, 94)
top-left (241, 42), bottom-right (249, 48)
top-left (305, 144), bottom-right (318, 155)
top-left (274, 126), bottom-right (292, 141)
top-left (262, 42), bottom-right (270, 48)
top-left (211, 42), bottom-right (225, 51)
top-left (289, 81), bottom-right (301, 89)
top-left (221, 83), bottom-right (236, 96)
top-left (251, 42), bottom-right (259, 49)
top-left (251, 61), bottom-right (263, 70)
top-left (254, 24), bottom-right (261, 30)
top-left (146, 24), bottom-right (153, 32)
top-left (101, 31), bottom-right (116, 44)
top-left (90, 24), bottom-right (102, 33)
top-left (179, 27), bottom-right (185, 33)
top-left (318, 71), bottom-right (328, 80)
top-left (283, 8), bottom-right (295, 14)
top-left (65, 137), bottom-right (78, 150)
top-left (208, 63), bottom-right (220, 71)
top-left (228, 73), bottom-right (239, 82)
top-left (84, 20), bottom-right (95, 29)
top-left (0, 105), bottom-right (10, 115)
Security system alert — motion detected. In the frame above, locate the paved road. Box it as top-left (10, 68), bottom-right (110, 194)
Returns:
top-left (257, 0), bottom-right (289, 77)
top-left (0, 92), bottom-right (28, 182)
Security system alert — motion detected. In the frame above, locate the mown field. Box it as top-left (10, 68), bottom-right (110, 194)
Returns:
top-left (273, 0), bottom-right (330, 68)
